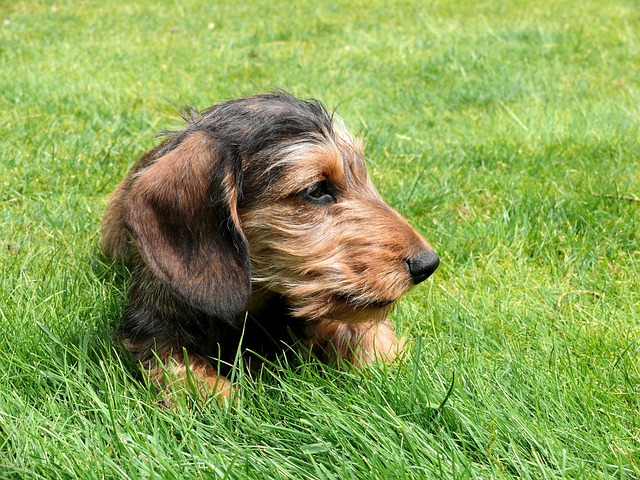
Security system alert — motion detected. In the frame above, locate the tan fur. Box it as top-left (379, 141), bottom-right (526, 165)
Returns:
top-left (305, 320), bottom-right (404, 368)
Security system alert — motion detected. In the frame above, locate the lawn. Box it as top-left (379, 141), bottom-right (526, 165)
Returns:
top-left (1, 0), bottom-right (639, 478)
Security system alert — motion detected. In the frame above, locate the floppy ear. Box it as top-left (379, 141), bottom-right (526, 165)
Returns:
top-left (123, 131), bottom-right (250, 324)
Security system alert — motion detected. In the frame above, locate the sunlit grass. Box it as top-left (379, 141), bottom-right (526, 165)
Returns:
top-left (1, 0), bottom-right (639, 478)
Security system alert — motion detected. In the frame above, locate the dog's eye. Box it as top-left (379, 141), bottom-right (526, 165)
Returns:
top-left (303, 180), bottom-right (336, 205)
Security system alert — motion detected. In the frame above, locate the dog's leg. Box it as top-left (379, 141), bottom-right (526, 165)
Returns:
top-left (306, 320), bottom-right (404, 368)
top-left (153, 351), bottom-right (235, 402)
top-left (123, 339), bottom-right (234, 402)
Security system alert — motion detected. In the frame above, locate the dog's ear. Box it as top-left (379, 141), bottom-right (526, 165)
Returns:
top-left (123, 131), bottom-right (250, 324)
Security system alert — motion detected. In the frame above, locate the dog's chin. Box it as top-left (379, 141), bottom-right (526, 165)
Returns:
top-left (249, 285), bottom-right (397, 324)
top-left (359, 298), bottom-right (396, 309)
top-left (332, 292), bottom-right (397, 309)
top-left (320, 295), bottom-right (397, 324)
top-left (287, 298), bottom-right (395, 324)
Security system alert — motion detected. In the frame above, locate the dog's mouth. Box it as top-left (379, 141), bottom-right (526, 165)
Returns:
top-left (334, 294), bottom-right (396, 310)
top-left (363, 298), bottom-right (395, 309)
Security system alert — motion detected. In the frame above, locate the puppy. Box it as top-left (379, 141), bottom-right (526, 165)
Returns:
top-left (102, 92), bottom-right (439, 399)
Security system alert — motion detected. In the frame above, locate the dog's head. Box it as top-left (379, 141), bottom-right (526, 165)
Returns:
top-left (123, 92), bottom-right (438, 326)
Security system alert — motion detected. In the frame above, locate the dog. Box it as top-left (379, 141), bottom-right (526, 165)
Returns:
top-left (101, 91), bottom-right (439, 399)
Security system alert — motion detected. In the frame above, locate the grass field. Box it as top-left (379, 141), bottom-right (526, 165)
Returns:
top-left (1, 0), bottom-right (639, 478)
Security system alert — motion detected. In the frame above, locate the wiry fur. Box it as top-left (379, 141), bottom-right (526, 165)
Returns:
top-left (102, 92), bottom-right (439, 400)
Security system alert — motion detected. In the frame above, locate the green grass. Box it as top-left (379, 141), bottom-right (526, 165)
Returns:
top-left (1, 0), bottom-right (639, 478)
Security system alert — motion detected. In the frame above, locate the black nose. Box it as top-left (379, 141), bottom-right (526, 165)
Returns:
top-left (406, 252), bottom-right (440, 285)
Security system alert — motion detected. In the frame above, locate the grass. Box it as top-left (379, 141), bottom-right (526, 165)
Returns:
top-left (1, 0), bottom-right (639, 478)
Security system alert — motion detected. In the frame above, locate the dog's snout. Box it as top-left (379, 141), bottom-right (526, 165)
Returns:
top-left (406, 251), bottom-right (440, 285)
